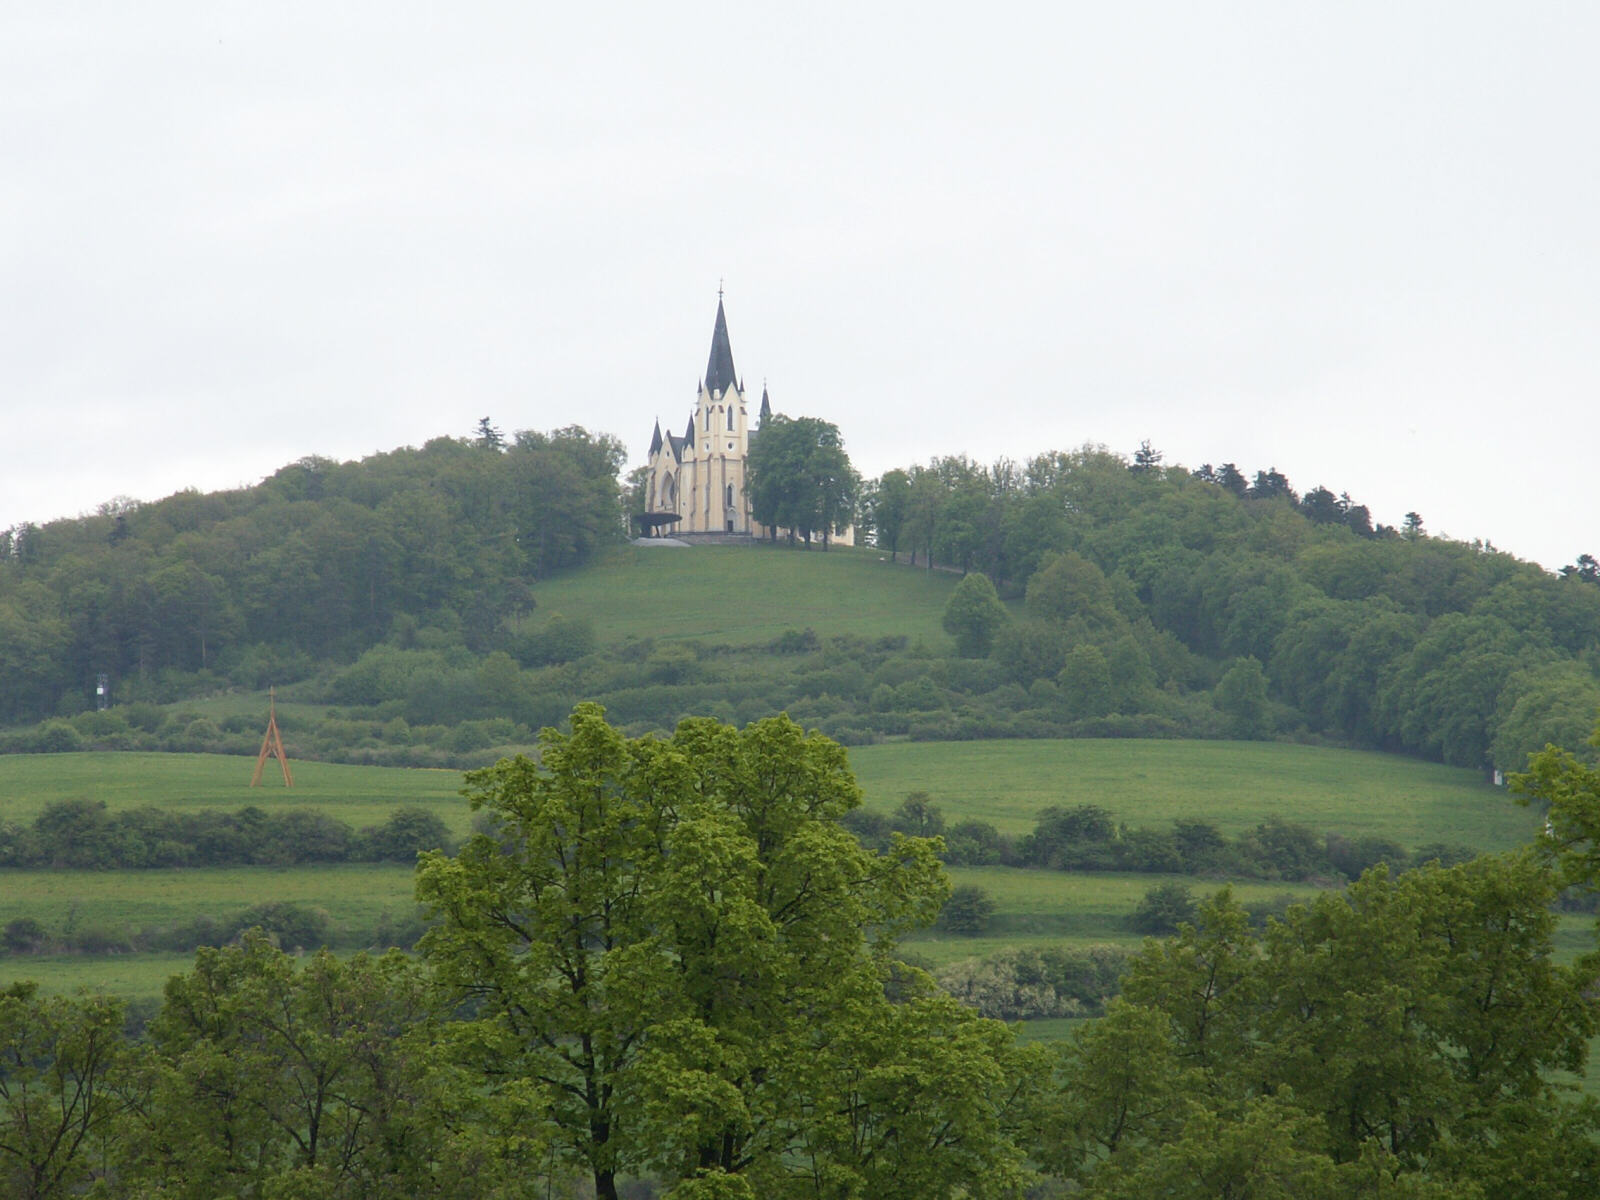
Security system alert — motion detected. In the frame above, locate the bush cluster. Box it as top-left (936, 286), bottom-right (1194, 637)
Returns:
top-left (935, 945), bottom-right (1130, 1020)
top-left (0, 901), bottom-right (434, 958)
top-left (845, 796), bottom-right (1471, 884)
top-left (0, 799), bottom-right (454, 869)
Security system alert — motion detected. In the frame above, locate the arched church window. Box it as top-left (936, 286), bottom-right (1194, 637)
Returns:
top-left (726, 406), bottom-right (733, 430)
top-left (726, 484), bottom-right (734, 507)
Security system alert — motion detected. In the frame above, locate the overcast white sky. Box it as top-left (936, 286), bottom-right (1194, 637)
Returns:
top-left (3, 3), bottom-right (1596, 569)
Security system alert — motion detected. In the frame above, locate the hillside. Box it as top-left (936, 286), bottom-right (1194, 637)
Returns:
top-left (530, 542), bottom-right (960, 645)
top-left (2, 430), bottom-right (1597, 779)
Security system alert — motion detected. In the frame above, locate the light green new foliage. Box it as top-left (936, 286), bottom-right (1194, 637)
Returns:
top-left (125, 933), bottom-right (532, 1199)
top-left (417, 703), bottom-right (1028, 1200)
top-left (0, 982), bottom-right (128, 1200)
top-left (1050, 850), bottom-right (1600, 1197)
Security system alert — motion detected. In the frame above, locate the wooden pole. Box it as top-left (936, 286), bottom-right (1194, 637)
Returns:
top-left (250, 687), bottom-right (294, 787)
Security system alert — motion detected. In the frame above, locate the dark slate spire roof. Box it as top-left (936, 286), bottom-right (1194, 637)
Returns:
top-left (649, 419), bottom-right (663, 458)
top-left (759, 386), bottom-right (772, 425)
top-left (684, 415), bottom-right (695, 447)
top-left (704, 297), bottom-right (738, 397)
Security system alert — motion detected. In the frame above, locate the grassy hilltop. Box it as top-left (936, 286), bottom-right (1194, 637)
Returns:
top-left (530, 542), bottom-right (962, 645)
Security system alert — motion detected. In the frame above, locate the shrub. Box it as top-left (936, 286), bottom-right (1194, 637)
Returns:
top-left (1242, 816), bottom-right (1331, 880)
top-left (1132, 882), bottom-right (1197, 934)
top-left (1412, 842), bottom-right (1475, 869)
top-left (509, 614), bottom-right (598, 667)
top-left (936, 945), bottom-right (1130, 1020)
top-left (943, 820), bottom-right (1004, 866)
top-left (936, 885), bottom-right (998, 934)
top-left (1325, 834), bottom-right (1409, 880)
top-left (2, 917), bottom-right (50, 955)
top-left (231, 902), bottom-right (330, 951)
top-left (71, 924), bottom-right (133, 954)
top-left (31, 720), bottom-right (84, 753)
top-left (358, 808), bottom-right (453, 862)
top-left (770, 628), bottom-right (819, 654)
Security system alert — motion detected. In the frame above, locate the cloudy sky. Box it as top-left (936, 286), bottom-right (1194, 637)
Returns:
top-left (4, 4), bottom-right (1596, 569)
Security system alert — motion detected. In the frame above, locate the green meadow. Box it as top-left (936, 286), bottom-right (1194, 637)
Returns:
top-left (0, 738), bottom-right (1543, 1000)
top-left (0, 863), bottom-right (418, 936)
top-left (850, 738), bottom-right (1529, 847)
top-left (530, 542), bottom-right (961, 645)
top-left (0, 751), bottom-right (471, 833)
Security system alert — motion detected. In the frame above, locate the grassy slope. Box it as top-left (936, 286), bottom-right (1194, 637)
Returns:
top-left (0, 752), bottom-right (471, 833)
top-left (0, 546), bottom-right (1551, 1001)
top-left (0, 864), bottom-right (417, 934)
top-left (849, 739), bottom-right (1530, 848)
top-left (0, 739), bottom-right (1539, 998)
top-left (530, 542), bottom-right (960, 645)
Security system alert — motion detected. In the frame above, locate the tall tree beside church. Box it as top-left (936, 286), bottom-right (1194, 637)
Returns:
top-left (867, 468), bottom-right (912, 560)
top-left (746, 415), bottom-right (860, 549)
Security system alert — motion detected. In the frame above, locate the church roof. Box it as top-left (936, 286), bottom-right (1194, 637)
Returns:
top-left (703, 297), bottom-right (738, 397)
top-left (759, 386), bottom-right (772, 425)
top-left (649, 419), bottom-right (663, 458)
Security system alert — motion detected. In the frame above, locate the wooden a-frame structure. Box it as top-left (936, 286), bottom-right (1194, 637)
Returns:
top-left (250, 687), bottom-right (294, 787)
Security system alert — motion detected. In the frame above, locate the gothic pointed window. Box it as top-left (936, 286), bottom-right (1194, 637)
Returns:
top-left (726, 406), bottom-right (733, 430)
top-left (726, 484), bottom-right (734, 507)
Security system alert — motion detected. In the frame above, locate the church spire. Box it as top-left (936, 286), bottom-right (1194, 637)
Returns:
top-left (704, 294), bottom-right (738, 398)
top-left (649, 419), bottom-right (663, 457)
top-left (759, 383), bottom-right (772, 425)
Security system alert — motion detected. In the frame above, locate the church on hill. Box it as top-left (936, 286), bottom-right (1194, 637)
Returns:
top-left (639, 296), bottom-right (771, 539)
top-left (640, 295), bottom-right (855, 545)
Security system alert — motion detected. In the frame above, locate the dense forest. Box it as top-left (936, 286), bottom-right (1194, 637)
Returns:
top-left (2, 426), bottom-right (1597, 776)
top-left (0, 426), bottom-right (624, 723)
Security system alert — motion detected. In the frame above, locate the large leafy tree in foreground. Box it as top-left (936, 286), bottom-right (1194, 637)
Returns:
top-left (416, 703), bottom-right (1040, 1200)
top-left (1044, 851), bottom-right (1600, 1197)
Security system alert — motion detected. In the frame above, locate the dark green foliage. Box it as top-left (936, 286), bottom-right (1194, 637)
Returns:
top-left (943, 819), bottom-right (1005, 865)
top-left (1131, 882), bottom-right (1196, 934)
top-left (746, 413), bottom-right (860, 547)
top-left (1213, 656), bottom-right (1272, 738)
top-left (5, 431), bottom-right (1596, 782)
top-left (508, 613), bottom-right (596, 667)
top-left (357, 807), bottom-right (453, 862)
top-left (1023, 805), bottom-right (1117, 869)
top-left (1006, 804), bottom-right (1451, 882)
top-left (936, 884), bottom-right (998, 933)
top-left (942, 571), bottom-right (1008, 657)
top-left (0, 800), bottom-right (454, 869)
top-left (1055, 853), bottom-right (1600, 1197)
top-left (231, 901), bottom-right (329, 951)
top-left (890, 791), bottom-right (945, 838)
top-left (1, 918), bottom-right (49, 955)
top-left (0, 425), bottom-right (624, 724)
top-left (1323, 833), bottom-right (1409, 879)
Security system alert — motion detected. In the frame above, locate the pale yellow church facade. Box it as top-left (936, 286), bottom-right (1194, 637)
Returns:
top-left (641, 297), bottom-right (854, 545)
top-left (641, 296), bottom-right (766, 538)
